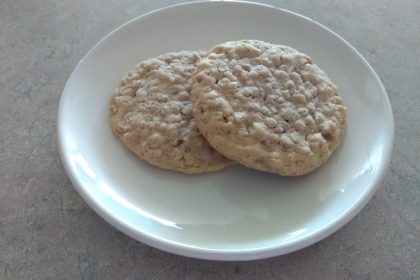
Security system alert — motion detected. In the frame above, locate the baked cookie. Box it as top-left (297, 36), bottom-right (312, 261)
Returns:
top-left (110, 51), bottom-right (233, 174)
top-left (191, 40), bottom-right (346, 176)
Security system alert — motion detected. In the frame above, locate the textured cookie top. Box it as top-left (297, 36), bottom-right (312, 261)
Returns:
top-left (110, 51), bottom-right (233, 174)
top-left (191, 40), bottom-right (347, 176)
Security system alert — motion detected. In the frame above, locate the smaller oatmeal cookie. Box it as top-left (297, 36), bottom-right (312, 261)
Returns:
top-left (191, 40), bottom-right (347, 176)
top-left (110, 51), bottom-right (233, 174)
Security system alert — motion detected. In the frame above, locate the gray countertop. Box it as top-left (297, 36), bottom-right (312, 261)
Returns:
top-left (1, 0), bottom-right (419, 279)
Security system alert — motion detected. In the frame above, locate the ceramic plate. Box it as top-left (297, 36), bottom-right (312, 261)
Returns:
top-left (58, 1), bottom-right (394, 260)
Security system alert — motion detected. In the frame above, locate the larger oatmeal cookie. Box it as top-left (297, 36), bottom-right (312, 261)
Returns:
top-left (191, 40), bottom-right (346, 176)
top-left (110, 51), bottom-right (233, 174)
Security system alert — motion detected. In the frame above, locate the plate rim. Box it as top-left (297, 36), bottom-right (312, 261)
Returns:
top-left (57, 0), bottom-right (394, 261)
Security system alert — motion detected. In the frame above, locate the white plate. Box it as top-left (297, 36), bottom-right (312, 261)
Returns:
top-left (58, 1), bottom-right (394, 260)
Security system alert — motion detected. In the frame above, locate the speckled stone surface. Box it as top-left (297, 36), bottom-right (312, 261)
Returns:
top-left (0, 1), bottom-right (419, 279)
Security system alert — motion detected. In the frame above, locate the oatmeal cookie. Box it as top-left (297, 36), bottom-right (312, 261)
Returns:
top-left (110, 51), bottom-right (234, 174)
top-left (191, 40), bottom-right (346, 176)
